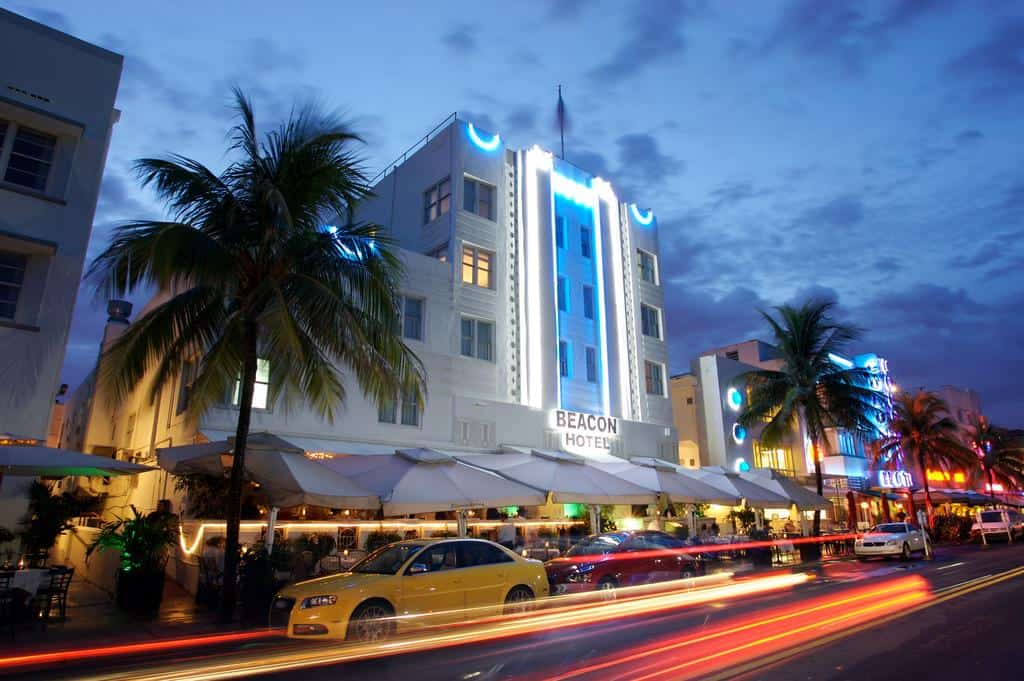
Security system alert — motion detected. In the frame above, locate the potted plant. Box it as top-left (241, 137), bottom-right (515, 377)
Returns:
top-left (88, 506), bottom-right (176, 613)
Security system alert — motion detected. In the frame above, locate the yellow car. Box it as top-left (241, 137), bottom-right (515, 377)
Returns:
top-left (271, 538), bottom-right (549, 641)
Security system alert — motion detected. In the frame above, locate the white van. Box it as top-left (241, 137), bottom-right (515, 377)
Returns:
top-left (970, 510), bottom-right (1024, 541)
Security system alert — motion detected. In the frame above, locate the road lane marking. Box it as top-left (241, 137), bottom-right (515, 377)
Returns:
top-left (936, 561), bottom-right (966, 570)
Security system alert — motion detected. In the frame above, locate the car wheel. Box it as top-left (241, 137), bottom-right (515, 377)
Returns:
top-left (503, 586), bottom-right (535, 615)
top-left (346, 601), bottom-right (395, 643)
top-left (901, 543), bottom-right (912, 561)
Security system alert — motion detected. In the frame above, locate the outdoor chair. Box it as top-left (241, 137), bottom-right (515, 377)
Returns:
top-left (35, 566), bottom-right (74, 626)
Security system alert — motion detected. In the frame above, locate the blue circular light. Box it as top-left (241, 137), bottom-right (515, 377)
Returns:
top-left (727, 387), bottom-right (743, 411)
top-left (467, 123), bottom-right (501, 151)
top-left (732, 423), bottom-right (747, 445)
top-left (735, 458), bottom-right (751, 473)
top-left (630, 204), bottom-right (654, 226)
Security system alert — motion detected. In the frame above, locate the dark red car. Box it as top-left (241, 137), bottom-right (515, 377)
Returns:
top-left (545, 530), bottom-right (704, 594)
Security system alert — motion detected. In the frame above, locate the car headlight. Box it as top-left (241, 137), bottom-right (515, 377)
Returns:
top-left (300, 595), bottom-right (338, 609)
top-left (886, 540), bottom-right (900, 546)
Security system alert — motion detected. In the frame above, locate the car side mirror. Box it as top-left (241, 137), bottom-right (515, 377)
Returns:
top-left (408, 563), bottom-right (429, 574)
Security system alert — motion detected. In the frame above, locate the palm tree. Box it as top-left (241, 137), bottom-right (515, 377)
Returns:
top-left (88, 89), bottom-right (425, 621)
top-left (965, 415), bottom-right (1024, 496)
top-left (876, 392), bottom-right (976, 529)
top-left (738, 300), bottom-right (884, 538)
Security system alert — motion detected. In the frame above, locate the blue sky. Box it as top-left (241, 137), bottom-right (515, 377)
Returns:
top-left (11, 0), bottom-right (1024, 424)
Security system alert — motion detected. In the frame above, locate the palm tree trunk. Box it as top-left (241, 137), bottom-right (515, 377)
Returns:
top-left (812, 438), bottom-right (823, 538)
top-left (918, 452), bottom-right (934, 530)
top-left (220, 321), bottom-right (259, 623)
top-left (987, 467), bottom-right (995, 498)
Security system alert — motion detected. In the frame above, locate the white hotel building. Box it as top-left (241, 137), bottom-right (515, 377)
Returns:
top-left (66, 117), bottom-right (678, 482)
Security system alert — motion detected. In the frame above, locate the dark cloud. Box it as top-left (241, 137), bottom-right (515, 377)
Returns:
top-left (442, 24), bottom-right (478, 55)
top-left (504, 107), bottom-right (537, 134)
top-left (954, 129), bottom-right (984, 145)
top-left (795, 194), bottom-right (865, 230)
top-left (615, 133), bottom-right (685, 185)
top-left (565, 148), bottom-right (613, 179)
top-left (663, 285), bottom-right (770, 372)
top-left (95, 172), bottom-right (147, 220)
top-left (947, 21), bottom-right (1024, 97)
top-left (709, 180), bottom-right (760, 211)
top-left (588, 0), bottom-right (695, 83)
top-left (238, 37), bottom-right (305, 73)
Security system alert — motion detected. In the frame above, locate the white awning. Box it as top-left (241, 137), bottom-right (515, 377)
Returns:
top-left (592, 458), bottom-right (740, 505)
top-left (200, 429), bottom-right (397, 456)
top-left (740, 468), bottom-right (832, 510)
top-left (686, 468), bottom-right (792, 507)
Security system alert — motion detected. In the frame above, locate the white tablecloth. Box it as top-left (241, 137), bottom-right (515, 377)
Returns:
top-left (10, 569), bottom-right (49, 596)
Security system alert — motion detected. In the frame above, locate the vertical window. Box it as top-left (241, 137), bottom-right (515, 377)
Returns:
top-left (460, 318), bottom-right (494, 361)
top-left (402, 297), bottom-right (424, 341)
top-left (637, 249), bottom-right (658, 285)
top-left (640, 304), bottom-right (662, 339)
top-left (378, 396), bottom-right (397, 424)
top-left (582, 285), bottom-right (594, 320)
top-left (401, 390), bottom-right (420, 426)
top-left (580, 226), bottom-right (592, 259)
top-left (461, 245), bottom-right (493, 289)
top-left (0, 252), bottom-right (27, 320)
top-left (423, 177), bottom-right (451, 224)
top-left (4, 125), bottom-right (56, 192)
top-left (559, 341), bottom-right (570, 377)
top-left (645, 361), bottom-right (665, 396)
top-left (463, 176), bottom-right (495, 220)
top-left (231, 358), bottom-right (270, 409)
top-left (557, 276), bottom-right (568, 311)
top-left (555, 216), bottom-right (566, 249)
top-left (585, 347), bottom-right (598, 383)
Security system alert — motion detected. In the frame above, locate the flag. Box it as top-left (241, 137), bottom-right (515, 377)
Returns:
top-left (555, 85), bottom-right (569, 158)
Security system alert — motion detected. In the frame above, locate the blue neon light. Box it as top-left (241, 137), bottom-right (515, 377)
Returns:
top-left (467, 123), bottom-right (501, 151)
top-left (630, 204), bottom-right (654, 226)
top-left (828, 353), bottom-right (854, 369)
top-left (551, 171), bottom-right (595, 207)
top-left (727, 387), bottom-right (743, 411)
top-left (732, 423), bottom-right (747, 445)
top-left (735, 457), bottom-right (751, 473)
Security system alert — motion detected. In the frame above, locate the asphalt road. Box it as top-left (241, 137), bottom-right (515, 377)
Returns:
top-left (7, 542), bottom-right (1024, 681)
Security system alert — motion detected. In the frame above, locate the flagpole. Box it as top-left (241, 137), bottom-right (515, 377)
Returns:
top-left (558, 84), bottom-right (565, 159)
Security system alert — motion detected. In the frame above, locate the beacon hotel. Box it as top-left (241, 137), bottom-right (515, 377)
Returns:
top-left (65, 116), bottom-right (677, 483)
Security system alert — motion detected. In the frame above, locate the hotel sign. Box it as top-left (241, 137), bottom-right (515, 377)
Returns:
top-left (552, 409), bottom-right (619, 454)
top-left (876, 470), bottom-right (913, 488)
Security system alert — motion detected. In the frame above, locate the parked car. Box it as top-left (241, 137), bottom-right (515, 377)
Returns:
top-left (970, 510), bottom-right (1024, 541)
top-left (545, 530), bottom-right (704, 594)
top-left (854, 522), bottom-right (931, 560)
top-left (271, 538), bottom-right (548, 641)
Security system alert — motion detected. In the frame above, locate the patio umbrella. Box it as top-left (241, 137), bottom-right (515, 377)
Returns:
top-left (592, 457), bottom-right (740, 505)
top-left (318, 448), bottom-right (547, 515)
top-left (155, 432), bottom-right (380, 509)
top-left (686, 467), bottom-right (791, 507)
top-left (0, 436), bottom-right (153, 485)
top-left (739, 468), bottom-right (831, 510)
top-left (455, 449), bottom-right (658, 505)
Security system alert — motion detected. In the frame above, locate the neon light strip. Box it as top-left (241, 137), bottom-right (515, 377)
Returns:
top-left (630, 204), bottom-right (654, 226)
top-left (525, 147), bottom-right (552, 409)
top-left (828, 353), bottom-right (854, 369)
top-left (549, 167), bottom-right (562, 409)
top-left (467, 123), bottom-right (501, 151)
top-left (592, 180), bottom-right (612, 415)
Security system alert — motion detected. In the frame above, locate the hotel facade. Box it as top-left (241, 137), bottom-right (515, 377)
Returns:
top-left (65, 117), bottom-right (678, 483)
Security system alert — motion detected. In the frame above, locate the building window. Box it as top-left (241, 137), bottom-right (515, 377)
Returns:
top-left (2, 123), bottom-right (56, 192)
top-left (580, 226), bottom-right (592, 259)
top-left (400, 390), bottom-right (420, 426)
top-left (686, 397), bottom-right (694, 405)
top-left (637, 249), bottom-right (658, 285)
top-left (463, 176), bottom-right (495, 220)
top-left (461, 245), bottom-right (493, 289)
top-left (231, 358), bottom-right (270, 409)
top-left (401, 296), bottom-right (424, 341)
top-left (427, 243), bottom-right (448, 262)
top-left (559, 340), bottom-right (570, 377)
top-left (640, 304), bottom-right (661, 339)
top-left (585, 346), bottom-right (598, 383)
top-left (176, 360), bottom-right (197, 415)
top-left (725, 350), bottom-right (739, 361)
top-left (378, 396), bottom-right (397, 424)
top-left (557, 276), bottom-right (569, 311)
top-left (0, 251), bottom-right (27, 320)
top-left (644, 361), bottom-right (665, 396)
top-left (423, 177), bottom-right (451, 224)
top-left (753, 441), bottom-right (796, 477)
top-left (582, 285), bottom-right (594, 320)
top-left (555, 216), bottom-right (566, 249)
top-left (460, 317), bottom-right (494, 361)
top-left (379, 391), bottom-right (420, 426)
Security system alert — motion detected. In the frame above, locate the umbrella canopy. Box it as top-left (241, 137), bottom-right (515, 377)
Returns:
top-left (740, 469), bottom-right (831, 510)
top-left (0, 442), bottom-right (153, 478)
top-left (455, 449), bottom-right (658, 506)
top-left (156, 432), bottom-right (380, 509)
top-left (319, 448), bottom-right (547, 515)
top-left (686, 468), bottom-right (790, 507)
top-left (592, 457), bottom-right (740, 505)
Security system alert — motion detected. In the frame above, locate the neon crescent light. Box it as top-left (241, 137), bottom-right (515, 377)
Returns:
top-left (630, 204), bottom-right (654, 226)
top-left (727, 387), bottom-right (743, 411)
top-left (468, 123), bottom-right (501, 151)
top-left (732, 423), bottom-right (747, 445)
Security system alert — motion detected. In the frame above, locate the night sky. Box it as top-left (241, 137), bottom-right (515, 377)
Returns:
top-left (14, 1), bottom-right (1023, 426)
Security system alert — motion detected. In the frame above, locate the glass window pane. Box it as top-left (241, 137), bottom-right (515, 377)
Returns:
top-left (439, 178), bottom-right (450, 198)
top-left (557, 277), bottom-right (567, 311)
top-left (583, 286), bottom-right (594, 320)
top-left (401, 394), bottom-right (419, 426)
top-left (378, 397), bottom-right (397, 423)
top-left (463, 177), bottom-right (476, 213)
top-left (439, 194), bottom-right (450, 216)
top-left (461, 318), bottom-right (475, 356)
top-left (555, 216), bottom-right (565, 248)
top-left (403, 298), bottom-right (423, 340)
top-left (559, 341), bottom-right (569, 377)
top-left (479, 184), bottom-right (493, 219)
top-left (477, 321), bottom-right (493, 361)
top-left (255, 358), bottom-right (270, 383)
top-left (477, 250), bottom-right (491, 288)
top-left (586, 347), bottom-right (597, 383)
top-left (581, 227), bottom-right (591, 258)
top-left (251, 382), bottom-right (269, 409)
top-left (462, 247), bottom-right (475, 284)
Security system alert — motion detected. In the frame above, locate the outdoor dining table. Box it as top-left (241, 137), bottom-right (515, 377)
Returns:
top-left (9, 568), bottom-right (49, 596)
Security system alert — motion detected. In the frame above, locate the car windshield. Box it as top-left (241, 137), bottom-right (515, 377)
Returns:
top-left (981, 511), bottom-right (1005, 523)
top-left (566, 533), bottom-right (627, 556)
top-left (350, 542), bottom-right (423, 575)
top-left (873, 523), bottom-right (907, 534)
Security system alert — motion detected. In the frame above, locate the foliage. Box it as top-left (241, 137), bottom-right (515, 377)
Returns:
top-left (18, 481), bottom-right (102, 556)
top-left (931, 515), bottom-right (974, 544)
top-left (365, 532), bottom-right (403, 552)
top-left (172, 473), bottom-right (263, 518)
top-left (289, 533), bottom-right (336, 561)
top-left (728, 507), bottom-right (757, 533)
top-left (964, 415), bottom-right (1024, 492)
top-left (87, 505), bottom-right (177, 574)
top-left (875, 392), bottom-right (977, 528)
top-left (599, 505), bottom-right (618, 533)
top-left (239, 545), bottom-right (277, 623)
top-left (738, 300), bottom-right (884, 536)
top-left (89, 88), bottom-right (427, 619)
